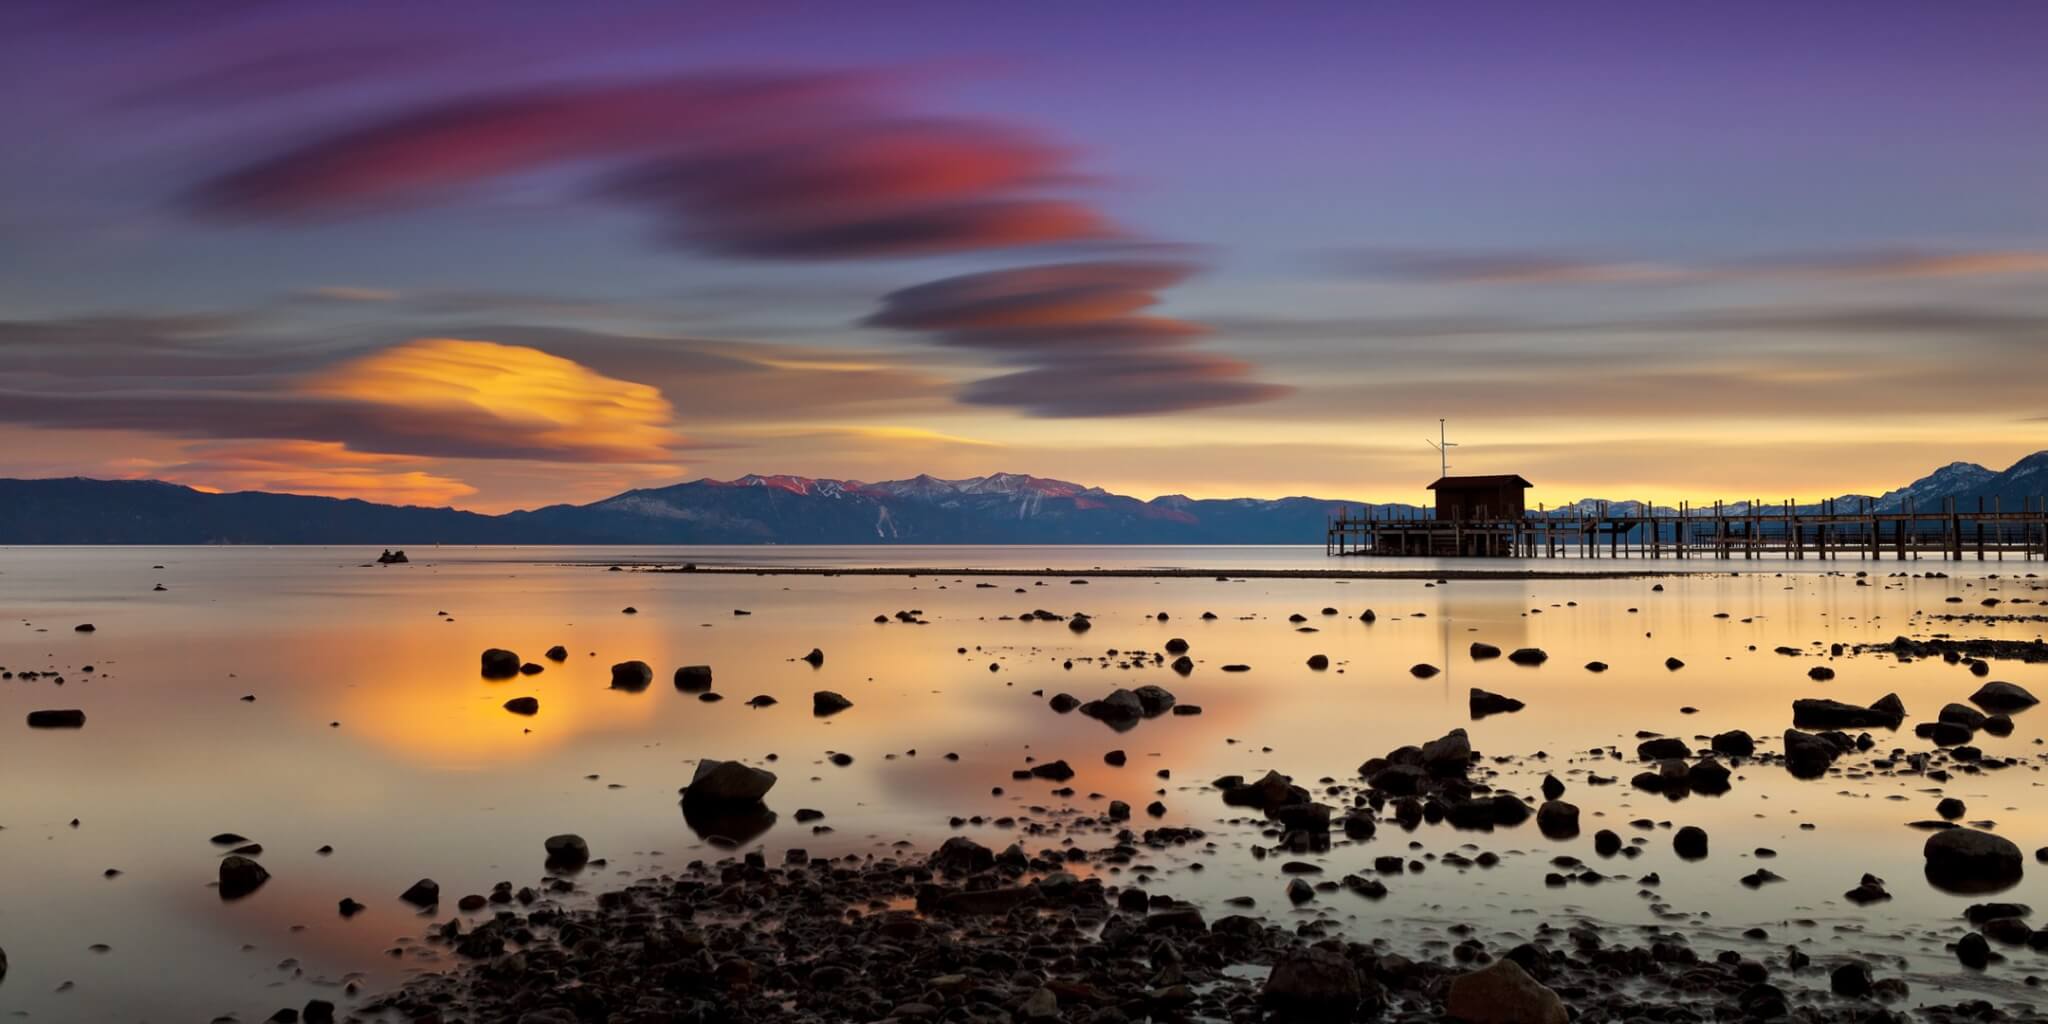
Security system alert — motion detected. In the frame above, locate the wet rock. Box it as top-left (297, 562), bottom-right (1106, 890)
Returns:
top-left (1028, 760), bottom-right (1075, 782)
top-left (1170, 655), bottom-right (1194, 675)
top-left (1791, 695), bottom-right (1903, 729)
top-left (1306, 654), bottom-right (1329, 670)
top-left (1132, 685), bottom-right (1177, 715)
top-left (812, 690), bottom-right (853, 716)
top-left (544, 834), bottom-right (589, 869)
top-left (1808, 665), bottom-right (1836, 681)
top-left (1970, 681), bottom-right (2037, 711)
top-left (1410, 663), bottom-right (1440, 679)
top-left (1674, 826), bottom-right (1709, 859)
top-left (801, 648), bottom-right (825, 667)
top-left (218, 855), bottom-right (270, 899)
top-left (543, 645), bottom-right (568, 661)
top-left (931, 837), bottom-right (994, 875)
top-left (683, 759), bottom-right (777, 806)
top-left (1164, 637), bottom-right (1189, 654)
top-left (1665, 657), bottom-right (1685, 670)
top-left (608, 660), bottom-right (652, 690)
top-left (1537, 800), bottom-right (1580, 839)
top-left (1422, 728), bottom-right (1473, 774)
top-left (502, 696), bottom-right (539, 715)
top-left (1262, 946), bottom-right (1376, 1017)
top-left (480, 649), bottom-right (521, 679)
top-left (1471, 642), bottom-right (1502, 660)
top-left (1688, 757), bottom-right (1732, 794)
top-left (1080, 688), bottom-right (1145, 725)
top-left (1830, 962), bottom-right (1872, 997)
top-left (26, 709), bottom-right (86, 728)
top-left (1711, 729), bottom-right (1755, 757)
top-left (1445, 957), bottom-right (1567, 1024)
top-left (1956, 931), bottom-right (1990, 969)
top-left (1048, 693), bottom-right (1080, 713)
top-left (1636, 737), bottom-right (1690, 761)
top-left (1782, 728), bottom-right (1841, 775)
top-left (1508, 647), bottom-right (1549, 666)
top-left (673, 665), bottom-right (713, 692)
top-left (399, 879), bottom-right (439, 907)
top-left (1938, 797), bottom-right (1967, 820)
top-left (1924, 828), bottom-right (2024, 893)
top-left (1470, 688), bottom-right (1525, 718)
top-left (1593, 830), bottom-right (1622, 857)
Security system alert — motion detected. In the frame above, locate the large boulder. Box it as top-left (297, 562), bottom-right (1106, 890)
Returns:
top-left (1971, 682), bottom-right (2038, 712)
top-left (1262, 946), bottom-right (1378, 1017)
top-left (673, 665), bottom-right (713, 692)
top-left (1925, 829), bottom-right (2024, 893)
top-left (1445, 957), bottom-right (1568, 1024)
top-left (685, 759), bottom-right (777, 806)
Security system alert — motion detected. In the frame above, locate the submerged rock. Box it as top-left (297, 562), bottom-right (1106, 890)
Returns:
top-left (812, 690), bottom-right (853, 716)
top-left (673, 665), bottom-right (713, 692)
top-left (26, 709), bottom-right (86, 728)
top-left (501, 696), bottom-right (539, 715)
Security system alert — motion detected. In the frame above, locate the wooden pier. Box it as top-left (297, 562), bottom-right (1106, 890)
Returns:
top-left (1327, 496), bottom-right (2048, 560)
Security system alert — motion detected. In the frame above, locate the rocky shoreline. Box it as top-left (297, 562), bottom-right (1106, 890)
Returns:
top-left (338, 828), bottom-right (2048, 1024)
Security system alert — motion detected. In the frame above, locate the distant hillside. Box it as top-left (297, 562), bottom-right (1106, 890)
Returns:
top-left (2, 454), bottom-right (2042, 544)
top-left (0, 473), bottom-right (1403, 545)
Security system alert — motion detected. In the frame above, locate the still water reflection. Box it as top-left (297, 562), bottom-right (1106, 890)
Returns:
top-left (0, 547), bottom-right (2044, 1020)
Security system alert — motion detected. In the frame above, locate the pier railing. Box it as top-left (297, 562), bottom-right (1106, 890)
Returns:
top-left (1326, 496), bottom-right (2048, 560)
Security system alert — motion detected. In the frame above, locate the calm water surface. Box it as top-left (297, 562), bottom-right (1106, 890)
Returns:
top-left (2, 546), bottom-right (2045, 1021)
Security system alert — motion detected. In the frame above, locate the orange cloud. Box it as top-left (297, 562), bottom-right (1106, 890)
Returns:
top-left (138, 440), bottom-right (477, 505)
top-left (301, 337), bottom-right (682, 463)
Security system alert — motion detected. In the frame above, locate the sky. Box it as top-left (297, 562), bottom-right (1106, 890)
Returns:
top-left (2, 0), bottom-right (2046, 512)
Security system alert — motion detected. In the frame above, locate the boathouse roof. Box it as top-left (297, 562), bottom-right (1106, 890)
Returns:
top-left (1426, 475), bottom-right (1533, 490)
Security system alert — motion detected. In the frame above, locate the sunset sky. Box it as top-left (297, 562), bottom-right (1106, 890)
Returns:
top-left (3, 0), bottom-right (2046, 512)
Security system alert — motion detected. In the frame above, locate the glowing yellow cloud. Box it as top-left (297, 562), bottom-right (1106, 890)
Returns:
top-left (303, 338), bottom-right (681, 462)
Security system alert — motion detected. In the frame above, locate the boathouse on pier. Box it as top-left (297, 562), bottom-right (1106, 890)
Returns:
top-left (1427, 474), bottom-right (1532, 522)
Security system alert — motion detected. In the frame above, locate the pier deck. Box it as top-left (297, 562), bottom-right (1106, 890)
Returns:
top-left (1327, 497), bottom-right (2048, 559)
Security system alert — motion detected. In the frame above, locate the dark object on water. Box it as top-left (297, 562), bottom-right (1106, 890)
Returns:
top-left (218, 855), bottom-right (270, 900)
top-left (376, 549), bottom-right (409, 564)
top-left (27, 709), bottom-right (86, 728)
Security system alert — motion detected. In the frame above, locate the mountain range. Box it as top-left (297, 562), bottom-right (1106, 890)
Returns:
top-left (1, 454), bottom-right (2043, 545)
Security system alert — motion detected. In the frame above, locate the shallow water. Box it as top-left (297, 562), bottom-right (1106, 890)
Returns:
top-left (1, 546), bottom-right (2045, 1021)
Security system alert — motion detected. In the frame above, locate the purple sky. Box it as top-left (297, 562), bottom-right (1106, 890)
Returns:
top-left (3, 0), bottom-right (2046, 509)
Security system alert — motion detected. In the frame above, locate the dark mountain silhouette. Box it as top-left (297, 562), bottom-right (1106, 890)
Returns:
top-left (1, 455), bottom-right (2042, 544)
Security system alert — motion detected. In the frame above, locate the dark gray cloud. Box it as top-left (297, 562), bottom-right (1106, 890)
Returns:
top-left (865, 261), bottom-right (1289, 415)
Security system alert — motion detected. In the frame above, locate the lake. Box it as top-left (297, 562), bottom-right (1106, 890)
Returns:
top-left (1, 546), bottom-right (2044, 1021)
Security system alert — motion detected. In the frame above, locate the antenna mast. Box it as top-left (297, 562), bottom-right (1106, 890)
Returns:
top-left (1426, 418), bottom-right (1457, 479)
